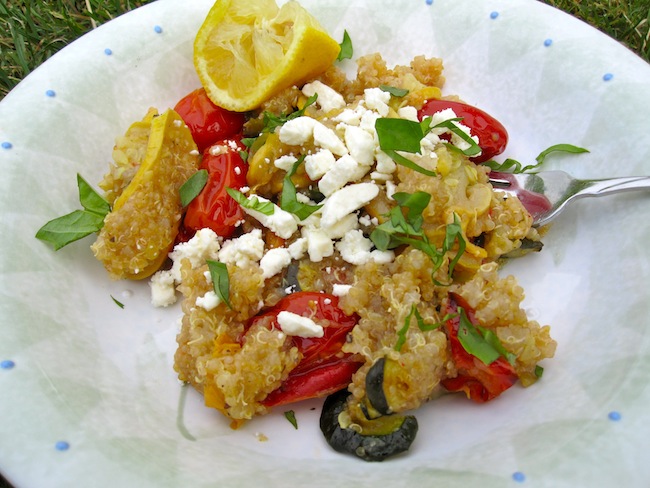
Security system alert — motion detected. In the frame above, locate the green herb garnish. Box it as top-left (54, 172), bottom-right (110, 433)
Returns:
top-left (370, 193), bottom-right (466, 283)
top-left (241, 137), bottom-right (257, 148)
top-left (111, 295), bottom-right (125, 309)
top-left (284, 410), bottom-right (298, 429)
top-left (375, 116), bottom-right (482, 176)
top-left (395, 305), bottom-right (453, 351)
top-left (456, 307), bottom-right (501, 365)
top-left (483, 143), bottom-right (589, 173)
top-left (280, 156), bottom-right (323, 220)
top-left (180, 169), bottom-right (208, 207)
top-left (534, 365), bottom-right (544, 378)
top-left (226, 187), bottom-right (275, 215)
top-left (337, 30), bottom-right (353, 62)
top-left (477, 325), bottom-right (517, 366)
top-left (206, 260), bottom-right (232, 309)
top-left (456, 307), bottom-right (517, 366)
top-left (379, 84), bottom-right (409, 98)
top-left (262, 93), bottom-right (318, 133)
top-left (35, 174), bottom-right (110, 250)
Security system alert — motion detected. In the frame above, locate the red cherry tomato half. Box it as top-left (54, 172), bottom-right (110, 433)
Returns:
top-left (417, 99), bottom-right (508, 163)
top-left (440, 293), bottom-right (518, 403)
top-left (183, 138), bottom-right (248, 239)
top-left (251, 291), bottom-right (361, 407)
top-left (174, 88), bottom-right (245, 153)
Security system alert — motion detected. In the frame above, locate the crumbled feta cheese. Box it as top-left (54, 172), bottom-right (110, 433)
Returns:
top-left (385, 180), bottom-right (398, 199)
top-left (370, 171), bottom-right (393, 182)
top-left (288, 237), bottom-right (308, 260)
top-left (375, 149), bottom-right (397, 174)
top-left (218, 228), bottom-right (265, 267)
top-left (336, 230), bottom-right (396, 265)
top-left (169, 228), bottom-right (221, 281)
top-left (277, 311), bottom-right (324, 338)
top-left (320, 182), bottom-right (379, 229)
top-left (313, 122), bottom-right (348, 156)
top-left (321, 213), bottom-right (359, 239)
top-left (302, 81), bottom-right (346, 113)
top-left (196, 291), bottom-right (221, 312)
top-left (318, 154), bottom-right (370, 197)
top-left (274, 154), bottom-right (298, 171)
top-left (302, 227), bottom-right (334, 262)
top-left (209, 144), bottom-right (227, 156)
top-left (332, 284), bottom-right (352, 297)
top-left (359, 109), bottom-right (381, 133)
top-left (260, 247), bottom-right (292, 279)
top-left (344, 125), bottom-right (375, 165)
top-left (150, 270), bottom-right (176, 307)
top-left (369, 249), bottom-right (396, 264)
top-left (363, 87), bottom-right (391, 116)
top-left (397, 106), bottom-right (419, 121)
top-left (279, 116), bottom-right (347, 156)
top-left (304, 149), bottom-right (336, 180)
top-left (240, 195), bottom-right (298, 239)
top-left (335, 229), bottom-right (372, 264)
top-left (333, 108), bottom-right (361, 126)
top-left (279, 116), bottom-right (317, 145)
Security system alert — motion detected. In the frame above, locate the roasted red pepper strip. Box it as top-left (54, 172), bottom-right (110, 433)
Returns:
top-left (441, 292), bottom-right (518, 403)
top-left (249, 291), bottom-right (361, 407)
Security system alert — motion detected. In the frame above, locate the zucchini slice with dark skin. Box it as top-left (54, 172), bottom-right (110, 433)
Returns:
top-left (320, 389), bottom-right (418, 462)
top-left (365, 356), bottom-right (408, 416)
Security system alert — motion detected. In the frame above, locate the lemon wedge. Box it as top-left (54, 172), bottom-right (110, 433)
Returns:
top-left (194, 0), bottom-right (340, 112)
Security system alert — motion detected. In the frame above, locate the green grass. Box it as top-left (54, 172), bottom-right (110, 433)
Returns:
top-left (0, 0), bottom-right (649, 99)
top-left (0, 0), bottom-right (152, 98)
top-left (539, 0), bottom-right (650, 61)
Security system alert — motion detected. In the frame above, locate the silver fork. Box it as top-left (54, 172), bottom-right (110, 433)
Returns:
top-left (489, 170), bottom-right (650, 227)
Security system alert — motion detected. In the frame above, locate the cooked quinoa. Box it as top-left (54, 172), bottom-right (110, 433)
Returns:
top-left (163, 53), bottom-right (556, 424)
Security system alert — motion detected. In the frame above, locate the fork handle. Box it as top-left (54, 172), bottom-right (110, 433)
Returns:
top-left (582, 176), bottom-right (650, 197)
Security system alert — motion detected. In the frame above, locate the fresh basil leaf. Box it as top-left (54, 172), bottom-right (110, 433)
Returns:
top-left (226, 187), bottom-right (275, 215)
top-left (477, 325), bottom-right (517, 366)
top-left (284, 410), bottom-right (298, 429)
top-left (393, 191), bottom-right (430, 230)
top-left (457, 307), bottom-right (501, 365)
top-left (241, 137), bottom-right (257, 148)
top-left (484, 143), bottom-right (589, 174)
top-left (396, 305), bottom-right (447, 350)
top-left (337, 30), bottom-right (353, 62)
top-left (383, 149), bottom-right (438, 177)
top-left (395, 306), bottom-right (416, 351)
top-left (375, 118), bottom-right (438, 176)
top-left (413, 306), bottom-right (443, 332)
top-left (262, 94), bottom-right (318, 133)
top-left (482, 158), bottom-right (528, 173)
top-left (180, 169), bottom-right (208, 207)
top-left (442, 213), bottom-right (466, 276)
top-left (35, 209), bottom-right (106, 250)
top-left (78, 174), bottom-right (110, 216)
top-left (535, 143), bottom-right (589, 165)
top-left (111, 295), bottom-right (125, 309)
top-left (379, 84), bottom-right (409, 97)
top-left (376, 118), bottom-right (424, 153)
top-left (206, 260), bottom-right (232, 309)
top-left (280, 157), bottom-right (322, 220)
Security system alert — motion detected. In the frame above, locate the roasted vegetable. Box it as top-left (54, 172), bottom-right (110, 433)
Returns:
top-left (320, 389), bottom-right (418, 462)
top-left (91, 109), bottom-right (199, 279)
top-left (365, 356), bottom-right (408, 416)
